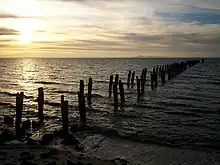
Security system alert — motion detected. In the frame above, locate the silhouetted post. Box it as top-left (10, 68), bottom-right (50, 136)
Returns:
top-left (61, 100), bottom-right (69, 134)
top-left (16, 92), bottom-right (24, 136)
top-left (161, 71), bottom-right (166, 85)
top-left (109, 75), bottom-right (113, 98)
top-left (136, 76), bottom-right (141, 100)
top-left (167, 67), bottom-right (171, 80)
top-left (78, 80), bottom-right (86, 125)
top-left (155, 73), bottom-right (158, 88)
top-left (119, 80), bottom-right (125, 109)
top-left (113, 83), bottom-right (118, 111)
top-left (141, 74), bottom-right (145, 94)
top-left (156, 65), bottom-right (159, 75)
top-left (61, 95), bottom-right (64, 104)
top-left (202, 58), bottom-right (204, 63)
top-left (38, 87), bottom-right (44, 119)
top-left (127, 71), bottom-right (131, 89)
top-left (115, 74), bottom-right (119, 87)
top-left (131, 71), bottom-right (135, 88)
top-left (144, 68), bottom-right (147, 82)
top-left (87, 77), bottom-right (92, 106)
top-left (151, 73), bottom-right (154, 90)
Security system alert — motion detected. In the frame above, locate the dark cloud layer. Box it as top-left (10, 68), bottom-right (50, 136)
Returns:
top-left (0, 28), bottom-right (19, 36)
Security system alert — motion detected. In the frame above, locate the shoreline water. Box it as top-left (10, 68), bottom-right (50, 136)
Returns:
top-left (0, 58), bottom-right (220, 164)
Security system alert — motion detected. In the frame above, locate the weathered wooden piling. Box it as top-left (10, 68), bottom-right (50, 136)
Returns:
top-left (38, 87), bottom-right (44, 119)
top-left (87, 77), bottom-right (92, 106)
top-left (155, 73), bottom-right (158, 88)
top-left (119, 80), bottom-right (125, 109)
top-left (61, 95), bottom-right (64, 104)
top-left (161, 71), bottom-right (166, 85)
top-left (61, 100), bottom-right (69, 134)
top-left (156, 65), bottom-right (159, 75)
top-left (131, 71), bottom-right (135, 88)
top-left (113, 82), bottom-right (118, 111)
top-left (142, 68), bottom-right (147, 83)
top-left (109, 75), bottom-right (113, 98)
top-left (167, 67), bottom-right (171, 80)
top-left (151, 73), bottom-right (154, 90)
top-left (136, 76), bottom-right (141, 100)
top-left (78, 80), bottom-right (86, 125)
top-left (16, 92), bottom-right (24, 136)
top-left (115, 74), bottom-right (119, 87)
top-left (141, 74), bottom-right (145, 94)
top-left (127, 70), bottom-right (131, 89)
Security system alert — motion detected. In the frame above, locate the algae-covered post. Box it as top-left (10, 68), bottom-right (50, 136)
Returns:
top-left (113, 82), bottom-right (118, 111)
top-left (127, 70), bottom-right (131, 89)
top-left (87, 77), bottom-right (93, 106)
top-left (78, 80), bottom-right (86, 125)
top-left (109, 75), bottom-right (113, 98)
top-left (16, 92), bottom-right (24, 136)
top-left (119, 80), bottom-right (125, 109)
top-left (61, 100), bottom-right (69, 134)
top-left (38, 87), bottom-right (44, 119)
top-left (136, 76), bottom-right (141, 101)
top-left (131, 71), bottom-right (135, 88)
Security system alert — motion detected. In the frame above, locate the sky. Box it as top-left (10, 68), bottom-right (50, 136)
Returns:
top-left (0, 0), bottom-right (220, 58)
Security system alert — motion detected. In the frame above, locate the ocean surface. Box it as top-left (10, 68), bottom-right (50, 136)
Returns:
top-left (0, 58), bottom-right (220, 153)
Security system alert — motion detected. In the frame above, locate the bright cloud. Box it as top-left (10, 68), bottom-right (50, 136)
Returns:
top-left (0, 0), bottom-right (220, 57)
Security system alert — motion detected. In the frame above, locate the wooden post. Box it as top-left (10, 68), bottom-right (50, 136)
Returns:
top-left (78, 80), bottom-right (86, 125)
top-left (113, 82), bottom-right (118, 111)
top-left (151, 73), bottom-right (154, 90)
top-left (136, 76), bottom-right (141, 101)
top-left (127, 71), bottom-right (131, 89)
top-left (87, 77), bottom-right (92, 106)
top-left (156, 65), bottom-right (159, 75)
top-left (155, 73), bottom-right (158, 88)
top-left (144, 68), bottom-right (147, 82)
top-left (115, 74), bottom-right (119, 87)
top-left (61, 95), bottom-right (64, 104)
top-left (16, 92), bottom-right (24, 136)
top-left (161, 71), bottom-right (166, 85)
top-left (141, 74), bottom-right (145, 94)
top-left (109, 75), bottom-right (113, 98)
top-left (119, 80), bottom-right (125, 109)
top-left (131, 71), bottom-right (135, 88)
top-left (38, 87), bottom-right (44, 119)
top-left (61, 100), bottom-right (68, 134)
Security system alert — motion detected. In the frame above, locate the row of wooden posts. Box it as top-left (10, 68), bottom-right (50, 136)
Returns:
top-left (10, 59), bottom-right (202, 136)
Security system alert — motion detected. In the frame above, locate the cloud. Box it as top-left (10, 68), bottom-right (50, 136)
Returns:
top-left (0, 28), bottom-right (19, 36)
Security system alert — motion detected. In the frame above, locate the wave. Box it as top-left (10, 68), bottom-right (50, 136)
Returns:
top-left (164, 111), bottom-right (201, 117)
top-left (35, 81), bottom-right (62, 85)
top-left (0, 91), bottom-right (33, 99)
top-left (167, 96), bottom-right (203, 102)
top-left (0, 102), bottom-right (14, 107)
top-left (79, 124), bottom-right (220, 152)
top-left (54, 90), bottom-right (78, 94)
top-left (44, 100), bottom-right (76, 109)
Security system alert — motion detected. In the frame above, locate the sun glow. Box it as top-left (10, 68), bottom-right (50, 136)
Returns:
top-left (19, 28), bottom-right (34, 44)
top-left (15, 19), bottom-right (42, 44)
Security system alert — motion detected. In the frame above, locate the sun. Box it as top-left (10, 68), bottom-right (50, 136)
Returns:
top-left (15, 19), bottom-right (41, 45)
top-left (19, 28), bottom-right (34, 44)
